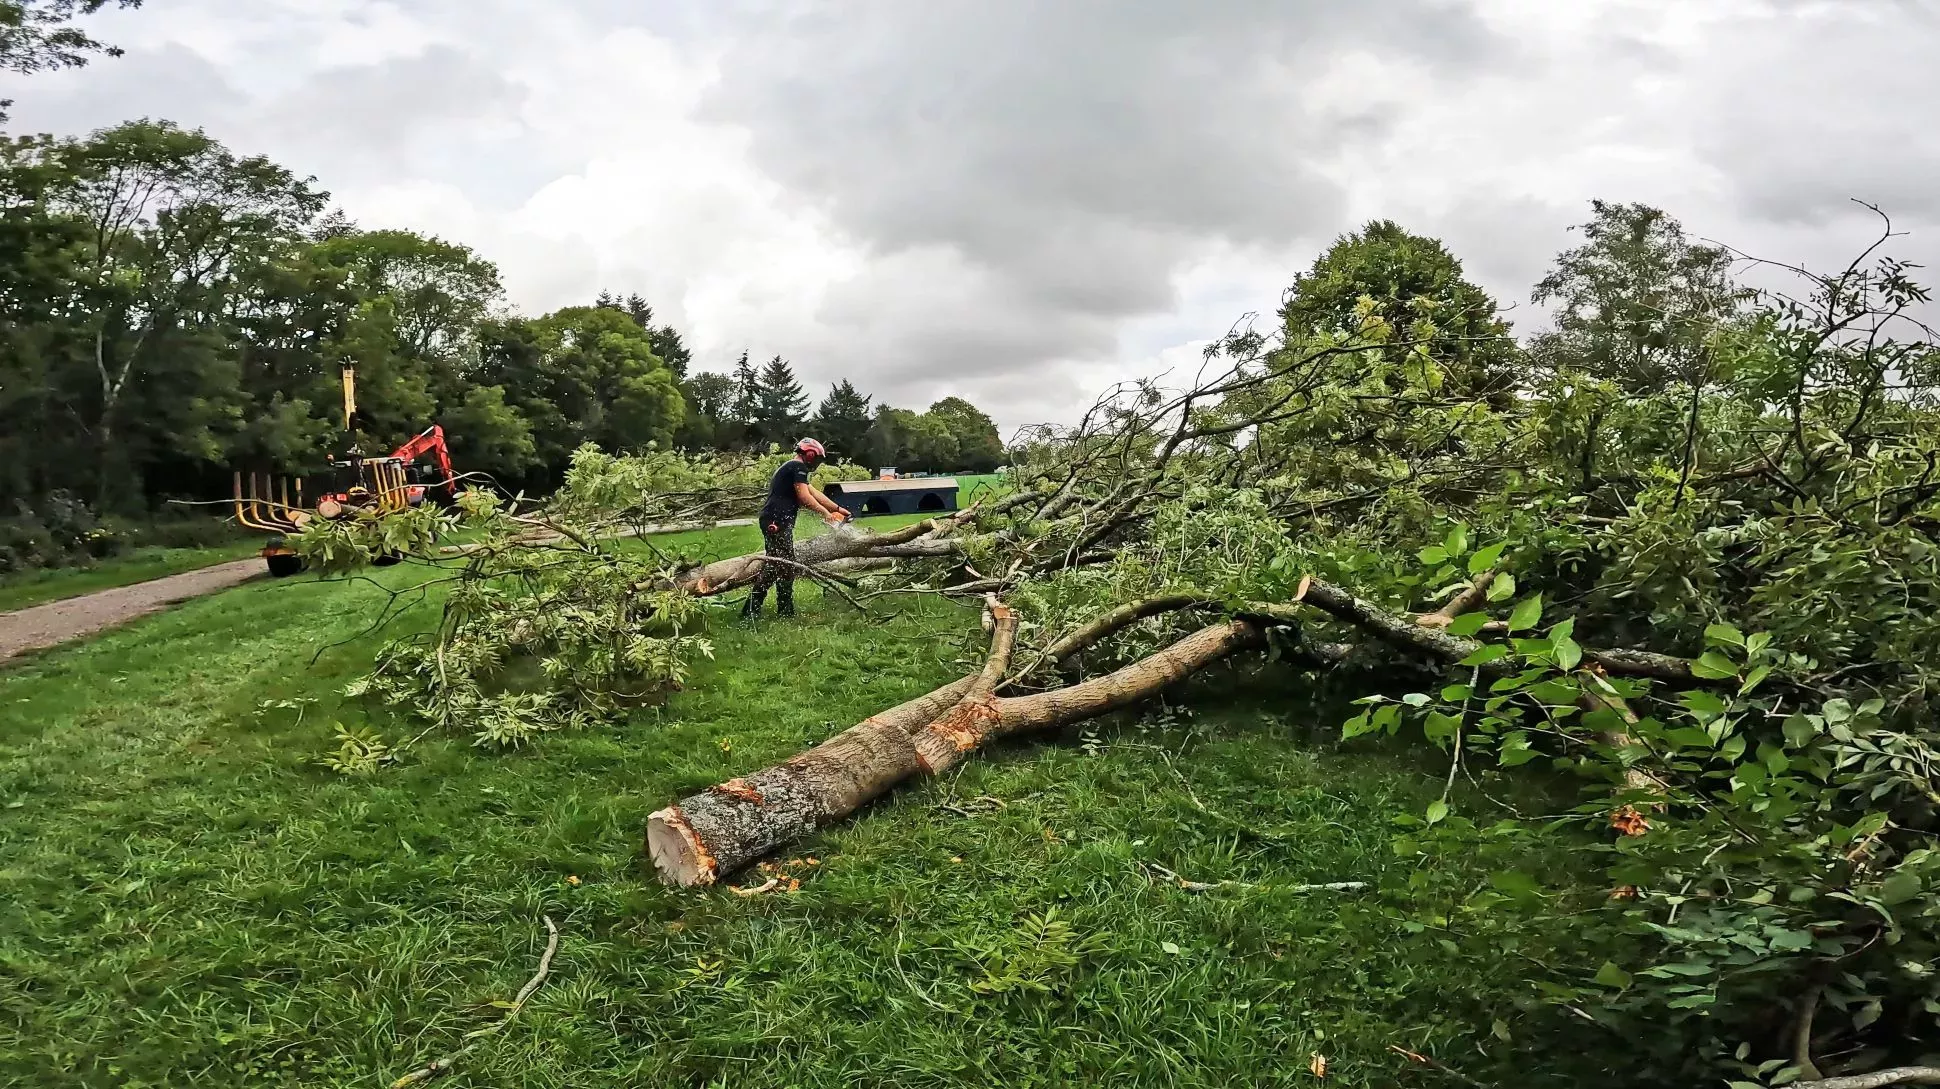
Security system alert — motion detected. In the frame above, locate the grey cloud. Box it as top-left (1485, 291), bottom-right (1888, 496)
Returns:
top-left (0, 43), bottom-right (246, 137)
top-left (1685, 4), bottom-right (1940, 226)
top-left (2, 31), bottom-right (564, 213)
top-left (248, 44), bottom-right (564, 207)
top-left (703, 0), bottom-right (1508, 406)
top-left (257, 45), bottom-right (522, 155)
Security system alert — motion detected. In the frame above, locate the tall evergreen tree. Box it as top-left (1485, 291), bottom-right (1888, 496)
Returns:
top-left (729, 352), bottom-right (759, 425)
top-left (755, 355), bottom-right (809, 446)
top-left (811, 380), bottom-right (873, 460)
top-left (648, 323), bottom-right (691, 379)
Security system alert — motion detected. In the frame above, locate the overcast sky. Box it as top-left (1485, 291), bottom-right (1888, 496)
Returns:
top-left (3, 0), bottom-right (1934, 433)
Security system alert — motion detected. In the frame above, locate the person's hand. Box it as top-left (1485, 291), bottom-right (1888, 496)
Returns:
top-left (823, 510), bottom-right (846, 527)
top-left (836, 506), bottom-right (851, 520)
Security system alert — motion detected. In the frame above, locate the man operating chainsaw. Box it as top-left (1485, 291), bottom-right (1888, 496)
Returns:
top-left (743, 438), bottom-right (850, 619)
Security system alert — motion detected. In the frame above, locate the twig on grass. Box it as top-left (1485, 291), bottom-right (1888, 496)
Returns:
top-left (1387, 1044), bottom-right (1491, 1088)
top-left (1140, 861), bottom-right (1368, 895)
top-left (728, 877), bottom-right (781, 897)
top-left (390, 915), bottom-right (561, 1088)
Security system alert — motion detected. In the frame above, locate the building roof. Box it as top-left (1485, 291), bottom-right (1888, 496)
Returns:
top-left (825, 477), bottom-right (959, 494)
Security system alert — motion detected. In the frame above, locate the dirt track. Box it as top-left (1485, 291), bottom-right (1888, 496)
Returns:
top-left (0, 559), bottom-right (266, 663)
top-left (0, 516), bottom-right (778, 664)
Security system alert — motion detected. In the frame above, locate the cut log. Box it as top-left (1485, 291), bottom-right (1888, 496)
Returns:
top-left (644, 617), bottom-right (1263, 886)
top-left (645, 673), bottom-right (978, 887)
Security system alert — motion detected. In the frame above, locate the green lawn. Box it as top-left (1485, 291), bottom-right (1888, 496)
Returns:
top-left (0, 540), bottom-right (263, 613)
top-left (0, 522), bottom-right (1619, 1088)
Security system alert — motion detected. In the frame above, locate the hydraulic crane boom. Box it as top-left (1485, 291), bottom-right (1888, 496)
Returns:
top-left (390, 425), bottom-right (455, 491)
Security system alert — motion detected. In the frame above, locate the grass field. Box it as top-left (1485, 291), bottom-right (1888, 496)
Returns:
top-left (0, 520), bottom-right (1616, 1088)
top-left (0, 540), bottom-right (263, 614)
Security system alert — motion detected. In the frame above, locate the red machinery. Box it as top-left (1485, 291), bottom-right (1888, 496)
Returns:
top-left (234, 367), bottom-right (462, 576)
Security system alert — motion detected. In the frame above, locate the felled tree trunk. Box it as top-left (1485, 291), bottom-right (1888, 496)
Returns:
top-left (644, 615), bottom-right (1263, 886)
top-left (645, 605), bottom-right (1016, 886)
top-left (671, 517), bottom-right (966, 596)
top-left (913, 620), bottom-right (1263, 776)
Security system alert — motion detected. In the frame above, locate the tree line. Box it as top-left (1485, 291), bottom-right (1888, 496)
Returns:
top-left (0, 119), bottom-right (1004, 536)
top-left (676, 349), bottom-right (1002, 476)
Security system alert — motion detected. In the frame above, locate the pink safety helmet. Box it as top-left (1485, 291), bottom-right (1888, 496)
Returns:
top-left (796, 437), bottom-right (826, 460)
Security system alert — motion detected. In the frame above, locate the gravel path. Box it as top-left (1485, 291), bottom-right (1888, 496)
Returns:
top-left (0, 558), bottom-right (266, 663)
top-left (0, 516), bottom-right (772, 664)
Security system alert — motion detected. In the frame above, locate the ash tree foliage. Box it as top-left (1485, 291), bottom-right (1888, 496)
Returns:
top-left (315, 199), bottom-right (1940, 1088)
top-left (1532, 199), bottom-right (1749, 391)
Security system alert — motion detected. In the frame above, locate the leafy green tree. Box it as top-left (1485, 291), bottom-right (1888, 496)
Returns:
top-left (1531, 200), bottom-right (1745, 392)
top-left (1280, 219), bottom-right (1520, 399)
top-left (472, 317), bottom-right (566, 489)
top-left (811, 379), bottom-right (872, 460)
top-left (40, 120), bottom-right (326, 505)
top-left (595, 290), bottom-right (690, 377)
top-left (908, 412), bottom-right (958, 472)
top-left (683, 371), bottom-right (734, 423)
top-left (531, 305), bottom-right (685, 453)
top-left (0, 134), bottom-right (90, 502)
top-left (926, 396), bottom-right (1003, 472)
top-left (675, 370), bottom-right (734, 451)
top-left (864, 405), bottom-right (917, 469)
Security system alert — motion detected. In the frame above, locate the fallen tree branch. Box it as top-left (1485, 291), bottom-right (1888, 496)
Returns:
top-left (390, 915), bottom-right (561, 1088)
top-left (1009, 592), bottom-right (1214, 683)
top-left (1792, 1068), bottom-right (1940, 1089)
top-left (912, 620), bottom-right (1265, 777)
top-left (645, 618), bottom-right (1263, 885)
top-left (1250, 581), bottom-right (1701, 683)
top-left (1415, 565), bottom-right (1505, 629)
top-left (1387, 1044), bottom-right (1490, 1088)
top-left (1792, 984), bottom-right (1826, 1081)
top-left (1576, 667), bottom-right (1671, 806)
top-left (645, 652), bottom-right (996, 886)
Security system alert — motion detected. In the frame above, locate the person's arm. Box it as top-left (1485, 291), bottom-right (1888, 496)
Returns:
top-left (795, 480), bottom-right (850, 523)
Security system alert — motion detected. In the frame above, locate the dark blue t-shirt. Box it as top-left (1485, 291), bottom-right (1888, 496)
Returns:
top-left (761, 459), bottom-right (810, 526)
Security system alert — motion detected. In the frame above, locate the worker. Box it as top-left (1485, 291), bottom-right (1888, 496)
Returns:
top-left (743, 438), bottom-right (850, 619)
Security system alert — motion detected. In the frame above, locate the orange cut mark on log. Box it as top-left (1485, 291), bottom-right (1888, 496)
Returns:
top-left (1609, 805), bottom-right (1650, 836)
top-left (712, 778), bottom-right (765, 804)
top-left (928, 697), bottom-right (1001, 753)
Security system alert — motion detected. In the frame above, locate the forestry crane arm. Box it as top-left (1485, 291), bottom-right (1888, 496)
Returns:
top-left (391, 425), bottom-right (455, 489)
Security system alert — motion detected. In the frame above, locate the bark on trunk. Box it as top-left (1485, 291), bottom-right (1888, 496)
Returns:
top-left (913, 620), bottom-right (1263, 777)
top-left (644, 617), bottom-right (1262, 886)
top-left (646, 601), bottom-right (1015, 887)
top-left (645, 674), bottom-right (978, 886)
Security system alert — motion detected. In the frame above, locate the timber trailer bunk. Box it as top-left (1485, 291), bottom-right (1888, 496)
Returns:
top-left (232, 365), bottom-right (460, 577)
